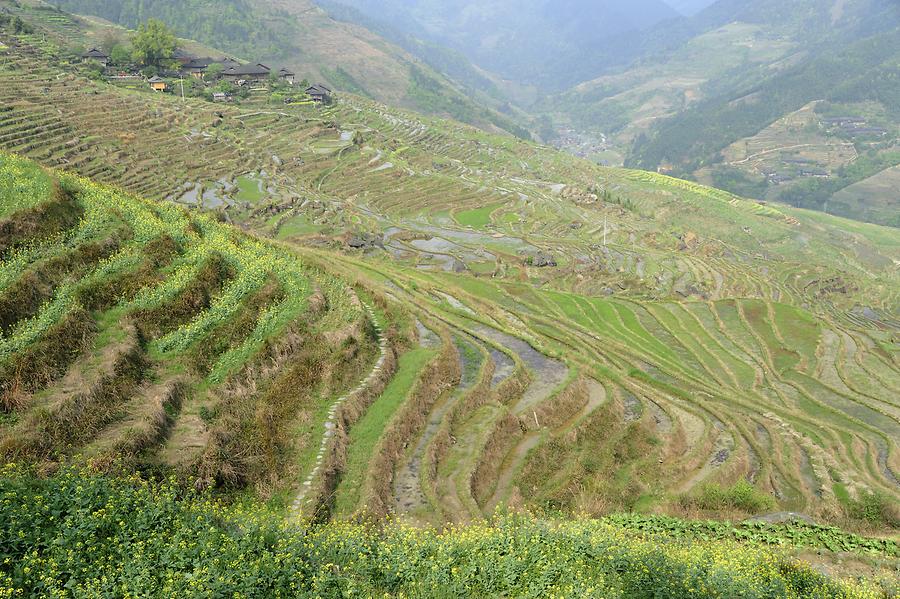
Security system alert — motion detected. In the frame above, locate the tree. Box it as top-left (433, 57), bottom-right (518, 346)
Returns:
top-left (205, 63), bottom-right (225, 80)
top-left (131, 19), bottom-right (176, 68)
top-left (110, 44), bottom-right (131, 67)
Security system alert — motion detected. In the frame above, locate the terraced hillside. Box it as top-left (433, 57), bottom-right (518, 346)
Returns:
top-left (15, 0), bottom-right (526, 136)
top-left (328, 256), bottom-right (899, 526)
top-left (0, 21), bottom-right (898, 537)
top-left (0, 152), bottom-right (390, 509)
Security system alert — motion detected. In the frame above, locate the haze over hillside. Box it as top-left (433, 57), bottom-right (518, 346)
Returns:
top-left (665, 0), bottom-right (718, 15)
top-left (50, 0), bottom-right (900, 227)
top-left (47, 0), bottom-right (530, 137)
top-left (319, 0), bottom-right (680, 86)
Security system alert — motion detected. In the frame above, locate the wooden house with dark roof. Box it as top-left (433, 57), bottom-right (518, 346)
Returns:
top-left (182, 58), bottom-right (214, 78)
top-left (278, 67), bottom-right (295, 84)
top-left (181, 57), bottom-right (241, 79)
top-left (305, 84), bottom-right (332, 103)
top-left (82, 48), bottom-right (109, 67)
top-left (222, 63), bottom-right (271, 83)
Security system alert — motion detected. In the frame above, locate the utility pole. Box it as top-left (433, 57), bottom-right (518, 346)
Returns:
top-left (179, 78), bottom-right (185, 103)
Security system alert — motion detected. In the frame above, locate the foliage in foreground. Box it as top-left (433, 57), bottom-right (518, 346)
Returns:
top-left (604, 514), bottom-right (898, 557)
top-left (0, 467), bottom-right (889, 598)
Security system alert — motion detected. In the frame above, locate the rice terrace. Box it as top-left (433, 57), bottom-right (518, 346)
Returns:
top-left (0, 0), bottom-right (898, 597)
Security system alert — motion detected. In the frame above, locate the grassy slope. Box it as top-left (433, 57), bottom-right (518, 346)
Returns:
top-left (0, 152), bottom-right (373, 498)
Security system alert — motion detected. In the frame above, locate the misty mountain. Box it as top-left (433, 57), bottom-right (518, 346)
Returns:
top-left (319, 0), bottom-right (680, 88)
top-left (664, 0), bottom-right (717, 16)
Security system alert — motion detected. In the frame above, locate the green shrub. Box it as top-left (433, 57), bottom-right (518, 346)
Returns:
top-left (848, 490), bottom-right (900, 527)
top-left (684, 480), bottom-right (776, 514)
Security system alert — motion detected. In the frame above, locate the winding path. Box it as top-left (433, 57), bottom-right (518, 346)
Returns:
top-left (290, 301), bottom-right (387, 516)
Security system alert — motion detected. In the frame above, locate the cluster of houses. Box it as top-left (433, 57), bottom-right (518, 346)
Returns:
top-left (821, 115), bottom-right (888, 138)
top-left (764, 156), bottom-right (830, 185)
top-left (180, 56), bottom-right (296, 85)
top-left (81, 47), bottom-right (332, 103)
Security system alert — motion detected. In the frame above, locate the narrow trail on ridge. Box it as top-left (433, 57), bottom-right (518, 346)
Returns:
top-left (290, 301), bottom-right (386, 517)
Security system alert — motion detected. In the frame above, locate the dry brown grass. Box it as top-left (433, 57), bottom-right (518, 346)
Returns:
top-left (0, 178), bottom-right (83, 257)
top-left (471, 413), bottom-right (523, 507)
top-left (87, 378), bottom-right (187, 471)
top-left (1, 323), bottom-right (146, 460)
top-left (0, 306), bottom-right (96, 412)
top-left (425, 353), bottom-right (495, 503)
top-left (512, 395), bottom-right (673, 515)
top-left (521, 376), bottom-right (588, 432)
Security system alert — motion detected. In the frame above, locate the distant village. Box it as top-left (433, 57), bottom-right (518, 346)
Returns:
top-left (760, 114), bottom-right (889, 187)
top-left (81, 47), bottom-right (332, 105)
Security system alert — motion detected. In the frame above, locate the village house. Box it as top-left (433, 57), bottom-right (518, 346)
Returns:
top-left (768, 173), bottom-right (794, 185)
top-left (822, 116), bottom-right (866, 127)
top-left (845, 127), bottom-right (888, 137)
top-left (278, 67), bottom-right (296, 84)
top-left (306, 83), bottom-right (332, 103)
top-left (181, 57), bottom-right (213, 78)
top-left (222, 63), bottom-right (271, 83)
top-left (798, 167), bottom-right (829, 178)
top-left (81, 48), bottom-right (109, 67)
top-left (180, 57), bottom-right (240, 79)
top-left (148, 76), bottom-right (167, 92)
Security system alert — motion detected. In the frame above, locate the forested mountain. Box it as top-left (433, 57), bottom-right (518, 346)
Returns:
top-left (629, 28), bottom-right (900, 173)
top-left (547, 0), bottom-right (900, 226)
top-left (47, 0), bottom-right (529, 137)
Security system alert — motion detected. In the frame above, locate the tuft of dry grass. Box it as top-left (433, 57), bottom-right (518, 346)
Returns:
top-left (0, 231), bottom-right (126, 335)
top-left (0, 306), bottom-right (96, 412)
top-left (132, 253), bottom-right (235, 339)
top-left (77, 234), bottom-right (182, 311)
top-left (1, 323), bottom-right (147, 460)
top-left (0, 178), bottom-right (83, 257)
